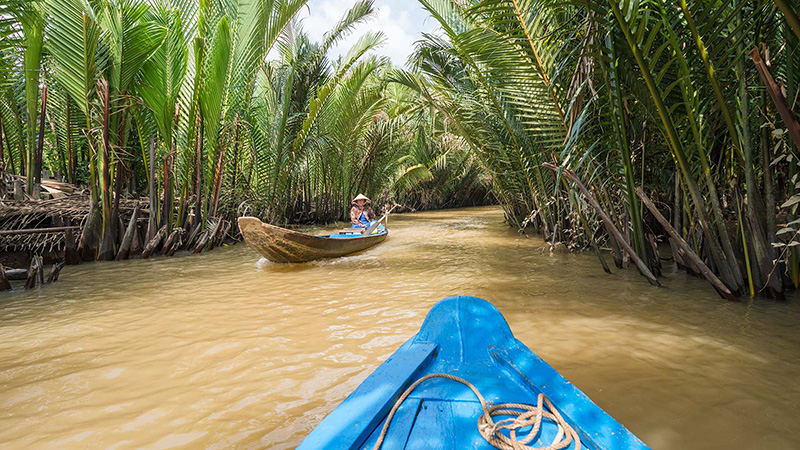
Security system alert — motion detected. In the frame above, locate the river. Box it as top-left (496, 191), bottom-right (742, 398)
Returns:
top-left (1, 206), bottom-right (798, 449)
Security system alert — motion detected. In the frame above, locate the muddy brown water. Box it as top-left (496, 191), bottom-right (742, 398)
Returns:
top-left (1, 206), bottom-right (799, 449)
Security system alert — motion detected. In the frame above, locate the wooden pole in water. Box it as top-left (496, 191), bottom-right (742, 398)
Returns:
top-left (24, 255), bottom-right (43, 290)
top-left (636, 188), bottom-right (737, 301)
top-left (543, 163), bottom-right (660, 286)
top-left (45, 262), bottom-right (65, 284)
top-left (0, 264), bottom-right (12, 291)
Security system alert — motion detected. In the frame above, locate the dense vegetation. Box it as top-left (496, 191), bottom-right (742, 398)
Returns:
top-left (0, 0), bottom-right (490, 261)
top-left (394, 0), bottom-right (800, 299)
top-left (2, 0), bottom-right (799, 299)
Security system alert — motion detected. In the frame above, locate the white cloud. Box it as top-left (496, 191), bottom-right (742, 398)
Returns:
top-left (296, 0), bottom-right (437, 67)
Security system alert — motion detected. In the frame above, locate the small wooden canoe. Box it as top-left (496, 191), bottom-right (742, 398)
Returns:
top-left (237, 216), bottom-right (388, 263)
top-left (298, 296), bottom-right (650, 450)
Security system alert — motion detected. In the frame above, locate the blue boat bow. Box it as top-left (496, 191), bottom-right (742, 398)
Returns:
top-left (298, 296), bottom-right (650, 450)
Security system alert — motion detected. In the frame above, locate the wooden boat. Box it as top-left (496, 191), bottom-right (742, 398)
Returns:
top-left (237, 216), bottom-right (388, 263)
top-left (298, 296), bottom-right (651, 450)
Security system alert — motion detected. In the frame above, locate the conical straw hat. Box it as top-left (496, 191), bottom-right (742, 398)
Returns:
top-left (353, 193), bottom-right (370, 203)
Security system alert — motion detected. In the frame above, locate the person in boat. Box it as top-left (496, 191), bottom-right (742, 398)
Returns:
top-left (350, 194), bottom-right (384, 233)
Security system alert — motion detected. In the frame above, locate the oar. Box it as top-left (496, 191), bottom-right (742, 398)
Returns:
top-left (361, 205), bottom-right (398, 235)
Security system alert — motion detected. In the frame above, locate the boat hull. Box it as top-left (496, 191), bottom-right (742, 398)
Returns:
top-left (238, 217), bottom-right (387, 263)
top-left (298, 296), bottom-right (651, 450)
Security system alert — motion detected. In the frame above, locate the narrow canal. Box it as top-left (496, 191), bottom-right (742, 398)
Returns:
top-left (1, 206), bottom-right (798, 449)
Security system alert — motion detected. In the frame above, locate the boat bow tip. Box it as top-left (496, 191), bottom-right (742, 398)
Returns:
top-left (237, 216), bottom-right (261, 230)
top-left (415, 296), bottom-right (515, 363)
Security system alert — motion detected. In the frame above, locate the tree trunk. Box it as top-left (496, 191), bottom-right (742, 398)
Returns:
top-left (773, 0), bottom-right (800, 41)
top-left (116, 205), bottom-right (140, 261)
top-left (33, 83), bottom-right (47, 195)
top-left (761, 97), bottom-right (777, 242)
top-left (212, 144), bottom-right (226, 218)
top-left (193, 231), bottom-right (210, 254)
top-left (160, 228), bottom-right (181, 256)
top-left (111, 162), bottom-right (124, 245)
top-left (142, 225), bottom-right (167, 259)
top-left (544, 163), bottom-right (661, 286)
top-left (146, 137), bottom-right (158, 242)
top-left (214, 220), bottom-right (230, 248)
top-left (645, 233), bottom-right (662, 277)
top-left (53, 215), bottom-right (80, 265)
top-left (1, 115), bottom-right (15, 175)
top-left (165, 231), bottom-right (183, 257)
top-left (637, 188), bottom-right (737, 301)
top-left (78, 200), bottom-right (102, 261)
top-left (751, 47), bottom-right (800, 151)
top-left (573, 193), bottom-right (611, 274)
top-left (66, 100), bottom-right (75, 184)
top-left (673, 172), bottom-right (681, 233)
top-left (194, 119), bottom-right (204, 229)
top-left (161, 153), bottom-right (173, 232)
top-left (130, 220), bottom-right (144, 257)
top-left (98, 81), bottom-right (115, 261)
top-left (232, 116), bottom-right (239, 194)
top-left (184, 223), bottom-right (202, 251)
top-left (0, 115), bottom-right (5, 177)
top-left (207, 219), bottom-right (223, 251)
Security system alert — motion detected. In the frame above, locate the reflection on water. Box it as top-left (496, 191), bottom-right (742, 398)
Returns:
top-left (1, 206), bottom-right (799, 449)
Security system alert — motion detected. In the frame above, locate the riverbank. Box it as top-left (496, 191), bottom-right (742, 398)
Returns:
top-left (0, 192), bottom-right (445, 292)
top-left (0, 206), bottom-right (798, 449)
top-left (0, 194), bottom-right (235, 291)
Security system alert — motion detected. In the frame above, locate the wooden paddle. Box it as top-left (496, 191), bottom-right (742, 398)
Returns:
top-left (361, 205), bottom-right (398, 235)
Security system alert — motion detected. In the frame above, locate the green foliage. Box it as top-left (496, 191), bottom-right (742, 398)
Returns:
top-left (1, 0), bottom-right (489, 245)
top-left (402, 0), bottom-right (800, 297)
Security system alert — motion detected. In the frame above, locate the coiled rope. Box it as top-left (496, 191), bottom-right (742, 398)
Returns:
top-left (373, 373), bottom-right (581, 450)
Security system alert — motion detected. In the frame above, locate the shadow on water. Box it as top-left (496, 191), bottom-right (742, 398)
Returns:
top-left (1, 206), bottom-right (799, 449)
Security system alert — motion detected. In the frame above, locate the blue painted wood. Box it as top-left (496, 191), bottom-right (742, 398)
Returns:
top-left (359, 398), bottom-right (422, 450)
top-left (491, 346), bottom-right (648, 449)
top-left (297, 342), bottom-right (436, 450)
top-left (404, 400), bottom-right (455, 450)
top-left (298, 296), bottom-right (651, 450)
top-left (320, 229), bottom-right (389, 239)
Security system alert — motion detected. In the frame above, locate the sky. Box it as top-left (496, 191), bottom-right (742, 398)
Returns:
top-left (296, 0), bottom-right (438, 67)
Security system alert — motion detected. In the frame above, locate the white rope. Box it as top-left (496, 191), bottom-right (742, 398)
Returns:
top-left (372, 373), bottom-right (581, 450)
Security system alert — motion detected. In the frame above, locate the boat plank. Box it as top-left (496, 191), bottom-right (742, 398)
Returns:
top-left (436, 400), bottom-right (563, 449)
top-left (297, 342), bottom-right (437, 450)
top-left (359, 398), bottom-right (422, 450)
top-left (404, 400), bottom-right (455, 450)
